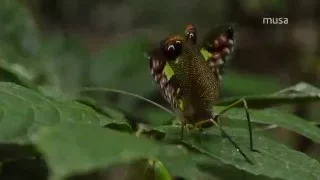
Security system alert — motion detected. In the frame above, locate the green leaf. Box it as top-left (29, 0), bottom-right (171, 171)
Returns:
top-left (0, 82), bottom-right (130, 143)
top-left (152, 126), bottom-right (320, 180)
top-left (32, 124), bottom-right (206, 180)
top-left (218, 82), bottom-right (320, 108)
top-left (148, 159), bottom-right (173, 180)
top-left (75, 97), bottom-right (130, 123)
top-left (214, 107), bottom-right (320, 144)
top-left (141, 107), bottom-right (174, 126)
top-left (157, 152), bottom-right (214, 180)
top-left (0, 60), bottom-right (40, 92)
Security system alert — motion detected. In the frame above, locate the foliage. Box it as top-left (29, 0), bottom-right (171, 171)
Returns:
top-left (1, 1), bottom-right (320, 180)
top-left (0, 76), bottom-right (320, 180)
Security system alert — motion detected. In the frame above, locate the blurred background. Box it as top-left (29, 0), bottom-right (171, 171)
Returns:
top-left (0, 0), bottom-right (319, 176)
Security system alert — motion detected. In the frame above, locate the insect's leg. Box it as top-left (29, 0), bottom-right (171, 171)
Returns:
top-left (193, 117), bottom-right (253, 163)
top-left (209, 118), bottom-right (253, 164)
top-left (212, 114), bottom-right (226, 138)
top-left (218, 98), bottom-right (259, 152)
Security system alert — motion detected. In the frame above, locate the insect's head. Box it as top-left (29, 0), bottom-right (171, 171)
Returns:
top-left (146, 25), bottom-right (201, 73)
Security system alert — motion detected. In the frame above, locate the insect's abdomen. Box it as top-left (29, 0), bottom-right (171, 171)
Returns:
top-left (176, 46), bottom-right (219, 124)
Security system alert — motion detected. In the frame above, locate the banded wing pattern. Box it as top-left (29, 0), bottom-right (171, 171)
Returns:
top-left (199, 26), bottom-right (235, 80)
top-left (146, 35), bottom-right (184, 112)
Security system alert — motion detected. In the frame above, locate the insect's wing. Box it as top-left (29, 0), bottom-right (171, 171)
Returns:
top-left (200, 25), bottom-right (235, 79)
top-left (146, 44), bottom-right (184, 112)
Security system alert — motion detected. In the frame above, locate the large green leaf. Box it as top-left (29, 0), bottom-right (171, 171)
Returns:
top-left (33, 124), bottom-right (275, 180)
top-left (0, 82), bottom-right (130, 144)
top-left (151, 126), bottom-right (320, 180)
top-left (32, 124), bottom-right (207, 180)
top-left (147, 104), bottom-right (320, 144)
top-left (218, 82), bottom-right (320, 108)
top-left (0, 60), bottom-right (40, 92)
top-left (214, 107), bottom-right (320, 144)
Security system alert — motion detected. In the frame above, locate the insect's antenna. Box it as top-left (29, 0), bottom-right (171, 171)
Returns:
top-left (80, 87), bottom-right (175, 116)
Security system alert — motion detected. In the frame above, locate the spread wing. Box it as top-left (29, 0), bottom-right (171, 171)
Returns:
top-left (200, 25), bottom-right (235, 80)
top-left (145, 40), bottom-right (184, 112)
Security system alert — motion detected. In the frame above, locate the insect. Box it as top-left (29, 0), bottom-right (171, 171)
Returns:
top-left (146, 24), bottom-right (258, 164)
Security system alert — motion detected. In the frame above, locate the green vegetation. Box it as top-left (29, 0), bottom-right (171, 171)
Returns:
top-left (1, 1), bottom-right (320, 180)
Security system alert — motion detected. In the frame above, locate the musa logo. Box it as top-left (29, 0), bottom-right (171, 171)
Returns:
top-left (263, 17), bottom-right (288, 24)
